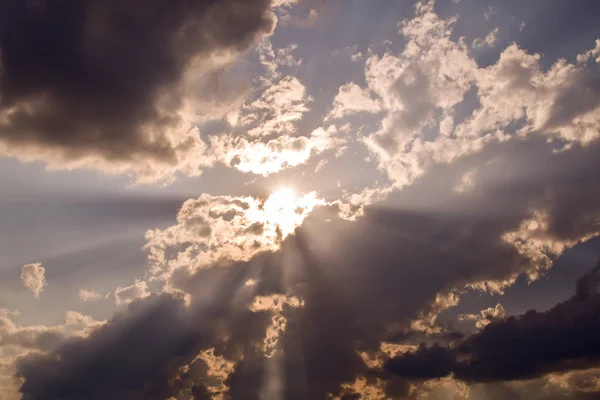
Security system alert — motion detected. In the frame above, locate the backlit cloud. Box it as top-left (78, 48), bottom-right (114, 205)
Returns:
top-left (145, 191), bottom-right (324, 281)
top-left (20, 263), bottom-right (46, 299)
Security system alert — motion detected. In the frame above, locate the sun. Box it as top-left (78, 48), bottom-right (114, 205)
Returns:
top-left (262, 187), bottom-right (324, 238)
top-left (263, 188), bottom-right (299, 236)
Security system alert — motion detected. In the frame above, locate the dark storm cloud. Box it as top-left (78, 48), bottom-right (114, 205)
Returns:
top-left (16, 264), bottom-right (274, 400)
top-left (384, 260), bottom-right (600, 384)
top-left (14, 137), bottom-right (600, 398)
top-left (0, 0), bottom-right (275, 180)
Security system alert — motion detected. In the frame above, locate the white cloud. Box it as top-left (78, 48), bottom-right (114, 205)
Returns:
top-left (241, 76), bottom-right (310, 138)
top-left (326, 83), bottom-right (382, 121)
top-left (20, 263), bottom-right (47, 299)
top-left (328, 0), bottom-right (600, 190)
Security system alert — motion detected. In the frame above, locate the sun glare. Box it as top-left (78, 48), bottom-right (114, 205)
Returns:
top-left (263, 188), bottom-right (323, 238)
top-left (264, 188), bottom-right (299, 236)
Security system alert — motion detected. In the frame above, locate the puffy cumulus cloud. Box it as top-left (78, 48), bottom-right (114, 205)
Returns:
top-left (20, 263), bottom-right (46, 299)
top-left (330, 0), bottom-right (600, 189)
top-left (0, 0), bottom-right (280, 183)
top-left (458, 42), bottom-right (600, 145)
top-left (359, 0), bottom-right (483, 187)
top-left (114, 279), bottom-right (151, 305)
top-left (145, 191), bottom-right (324, 281)
top-left (384, 261), bottom-right (600, 386)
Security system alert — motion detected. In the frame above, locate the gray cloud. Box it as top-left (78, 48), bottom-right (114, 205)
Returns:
top-left (384, 260), bottom-right (600, 385)
top-left (0, 0), bottom-right (276, 182)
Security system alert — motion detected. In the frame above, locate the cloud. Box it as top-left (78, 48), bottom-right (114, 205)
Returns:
top-left (330, 0), bottom-right (600, 189)
top-left (206, 39), bottom-right (346, 176)
top-left (472, 28), bottom-right (499, 49)
top-left (459, 303), bottom-right (506, 329)
top-left (577, 39), bottom-right (600, 64)
top-left (9, 2), bottom-right (600, 398)
top-left (114, 279), bottom-right (150, 305)
top-left (384, 261), bottom-right (600, 384)
top-left (145, 191), bottom-right (323, 281)
top-left (213, 125), bottom-right (342, 175)
top-left (78, 288), bottom-right (104, 302)
top-left (0, 0), bottom-right (278, 182)
top-left (12, 111), bottom-right (600, 400)
top-left (15, 276), bottom-right (276, 399)
top-left (0, 309), bottom-right (103, 397)
top-left (326, 83), bottom-right (383, 121)
top-left (249, 294), bottom-right (304, 358)
top-left (20, 263), bottom-right (46, 298)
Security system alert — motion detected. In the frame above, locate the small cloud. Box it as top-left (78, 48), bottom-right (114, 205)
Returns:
top-left (314, 158), bottom-right (328, 173)
top-left (20, 263), bottom-right (47, 299)
top-left (351, 52), bottom-right (364, 62)
top-left (453, 170), bottom-right (477, 193)
top-left (484, 6), bottom-right (497, 20)
top-left (78, 288), bottom-right (104, 302)
top-left (114, 279), bottom-right (150, 305)
top-left (244, 279), bottom-right (258, 287)
top-left (472, 28), bottom-right (499, 49)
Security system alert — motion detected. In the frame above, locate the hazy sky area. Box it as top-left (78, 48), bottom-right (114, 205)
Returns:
top-left (1, 0), bottom-right (600, 398)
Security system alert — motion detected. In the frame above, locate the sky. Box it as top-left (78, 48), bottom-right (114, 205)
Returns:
top-left (1, 0), bottom-right (600, 398)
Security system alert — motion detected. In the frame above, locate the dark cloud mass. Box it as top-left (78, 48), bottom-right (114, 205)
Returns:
top-left (0, 0), bottom-right (275, 180)
top-left (385, 261), bottom-right (600, 384)
top-left (16, 265), bottom-right (274, 400)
